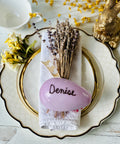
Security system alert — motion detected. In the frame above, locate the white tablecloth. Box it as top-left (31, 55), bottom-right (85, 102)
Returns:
top-left (0, 0), bottom-right (120, 144)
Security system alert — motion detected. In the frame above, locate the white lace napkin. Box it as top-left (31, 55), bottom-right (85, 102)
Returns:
top-left (39, 31), bottom-right (82, 130)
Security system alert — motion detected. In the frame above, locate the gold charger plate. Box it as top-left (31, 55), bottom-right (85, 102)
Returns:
top-left (18, 47), bottom-right (103, 117)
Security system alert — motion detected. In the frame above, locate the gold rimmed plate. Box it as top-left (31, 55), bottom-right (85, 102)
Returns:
top-left (17, 47), bottom-right (103, 117)
top-left (0, 29), bottom-right (120, 139)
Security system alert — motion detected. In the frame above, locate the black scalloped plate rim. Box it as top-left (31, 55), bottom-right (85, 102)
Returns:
top-left (0, 28), bottom-right (120, 139)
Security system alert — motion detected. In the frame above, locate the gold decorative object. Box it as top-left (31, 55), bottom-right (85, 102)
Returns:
top-left (41, 60), bottom-right (60, 78)
top-left (94, 0), bottom-right (120, 48)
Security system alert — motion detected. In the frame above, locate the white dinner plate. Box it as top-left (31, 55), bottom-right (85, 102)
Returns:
top-left (0, 29), bottom-right (120, 139)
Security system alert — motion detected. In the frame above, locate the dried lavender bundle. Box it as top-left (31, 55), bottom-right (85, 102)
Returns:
top-left (47, 19), bottom-right (80, 79)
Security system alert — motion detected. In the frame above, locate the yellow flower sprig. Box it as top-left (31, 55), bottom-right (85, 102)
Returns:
top-left (1, 33), bottom-right (36, 67)
top-left (73, 18), bottom-right (81, 26)
top-left (32, 0), bottom-right (38, 6)
top-left (45, 0), bottom-right (54, 6)
top-left (81, 16), bottom-right (91, 23)
top-left (29, 13), bottom-right (37, 19)
top-left (31, 0), bottom-right (105, 27)
top-left (62, 0), bottom-right (105, 26)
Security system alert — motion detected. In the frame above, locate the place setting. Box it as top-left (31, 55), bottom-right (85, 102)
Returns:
top-left (0, 0), bottom-right (120, 139)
